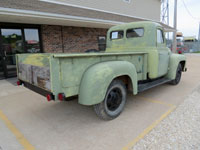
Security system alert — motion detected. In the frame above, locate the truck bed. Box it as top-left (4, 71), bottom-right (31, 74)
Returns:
top-left (16, 52), bottom-right (147, 99)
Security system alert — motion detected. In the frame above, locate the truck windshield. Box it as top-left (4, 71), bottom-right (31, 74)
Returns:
top-left (110, 31), bottom-right (124, 40)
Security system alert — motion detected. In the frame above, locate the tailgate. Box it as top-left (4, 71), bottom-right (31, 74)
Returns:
top-left (16, 53), bottom-right (51, 91)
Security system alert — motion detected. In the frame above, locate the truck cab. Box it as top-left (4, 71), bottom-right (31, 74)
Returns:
top-left (106, 21), bottom-right (171, 79)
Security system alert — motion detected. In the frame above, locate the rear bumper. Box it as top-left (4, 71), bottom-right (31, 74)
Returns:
top-left (21, 80), bottom-right (78, 101)
top-left (22, 81), bottom-right (54, 99)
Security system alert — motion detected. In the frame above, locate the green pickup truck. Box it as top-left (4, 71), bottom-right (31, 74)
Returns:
top-left (16, 22), bottom-right (186, 120)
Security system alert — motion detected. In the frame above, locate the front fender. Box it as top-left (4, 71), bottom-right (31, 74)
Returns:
top-left (166, 54), bottom-right (186, 80)
top-left (79, 61), bottom-right (138, 105)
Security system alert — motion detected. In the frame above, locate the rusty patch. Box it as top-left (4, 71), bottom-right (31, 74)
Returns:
top-left (18, 63), bottom-right (51, 91)
top-left (37, 77), bottom-right (48, 90)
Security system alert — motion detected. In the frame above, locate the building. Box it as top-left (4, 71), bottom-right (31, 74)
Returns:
top-left (183, 36), bottom-right (197, 42)
top-left (0, 0), bottom-right (171, 79)
top-left (183, 36), bottom-right (200, 53)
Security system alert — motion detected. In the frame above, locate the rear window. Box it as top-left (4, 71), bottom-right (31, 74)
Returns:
top-left (110, 31), bottom-right (124, 40)
top-left (126, 28), bottom-right (144, 38)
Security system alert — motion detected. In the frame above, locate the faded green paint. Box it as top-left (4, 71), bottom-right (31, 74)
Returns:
top-left (166, 54), bottom-right (186, 80)
top-left (106, 22), bottom-right (157, 50)
top-left (58, 53), bottom-right (146, 99)
top-left (16, 21), bottom-right (186, 105)
top-left (157, 41), bottom-right (171, 77)
top-left (17, 53), bottom-right (50, 67)
top-left (79, 61), bottom-right (138, 105)
top-left (16, 52), bottom-right (146, 102)
top-left (49, 56), bottom-right (62, 99)
top-left (106, 21), bottom-right (171, 79)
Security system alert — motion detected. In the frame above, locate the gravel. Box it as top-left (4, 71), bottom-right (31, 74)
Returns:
top-left (132, 85), bottom-right (200, 150)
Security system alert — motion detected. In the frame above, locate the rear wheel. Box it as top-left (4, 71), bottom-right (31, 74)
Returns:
top-left (170, 63), bottom-right (182, 85)
top-left (94, 80), bottom-right (127, 120)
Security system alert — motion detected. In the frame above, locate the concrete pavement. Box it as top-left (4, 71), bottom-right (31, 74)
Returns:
top-left (0, 54), bottom-right (200, 150)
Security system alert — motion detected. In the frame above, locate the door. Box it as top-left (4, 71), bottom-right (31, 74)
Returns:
top-left (0, 25), bottom-right (42, 79)
top-left (157, 29), bottom-right (170, 77)
top-left (1, 29), bottom-right (24, 78)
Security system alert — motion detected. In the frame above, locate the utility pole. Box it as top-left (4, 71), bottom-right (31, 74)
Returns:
top-left (198, 22), bottom-right (200, 51)
top-left (198, 22), bottom-right (200, 42)
top-left (172, 0), bottom-right (177, 53)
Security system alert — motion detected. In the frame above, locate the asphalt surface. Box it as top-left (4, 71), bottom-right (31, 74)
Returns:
top-left (0, 54), bottom-right (200, 150)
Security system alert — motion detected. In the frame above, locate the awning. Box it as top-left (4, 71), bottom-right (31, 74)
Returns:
top-left (160, 22), bottom-right (176, 32)
top-left (0, 0), bottom-right (174, 30)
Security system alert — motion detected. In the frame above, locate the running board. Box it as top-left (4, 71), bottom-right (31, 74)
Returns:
top-left (138, 78), bottom-right (171, 93)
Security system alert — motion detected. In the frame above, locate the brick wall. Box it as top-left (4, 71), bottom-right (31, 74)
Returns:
top-left (41, 25), bottom-right (107, 53)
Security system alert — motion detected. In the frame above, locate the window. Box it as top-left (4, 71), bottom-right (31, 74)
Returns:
top-left (110, 31), bottom-right (124, 40)
top-left (98, 36), bottom-right (106, 51)
top-left (157, 29), bottom-right (164, 44)
top-left (24, 29), bottom-right (41, 53)
top-left (127, 28), bottom-right (144, 38)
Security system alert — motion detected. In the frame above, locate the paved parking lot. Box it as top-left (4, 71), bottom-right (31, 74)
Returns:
top-left (0, 54), bottom-right (200, 150)
top-left (132, 84), bottom-right (200, 150)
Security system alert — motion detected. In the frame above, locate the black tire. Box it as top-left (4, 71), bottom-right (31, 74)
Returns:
top-left (170, 63), bottom-right (182, 85)
top-left (94, 80), bottom-right (127, 120)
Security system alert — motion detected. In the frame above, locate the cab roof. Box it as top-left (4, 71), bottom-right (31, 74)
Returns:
top-left (108, 21), bottom-right (162, 32)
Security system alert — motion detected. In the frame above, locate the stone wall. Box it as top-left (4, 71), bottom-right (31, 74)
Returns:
top-left (41, 25), bottom-right (107, 53)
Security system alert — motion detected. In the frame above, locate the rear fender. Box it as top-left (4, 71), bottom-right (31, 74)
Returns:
top-left (79, 61), bottom-right (138, 105)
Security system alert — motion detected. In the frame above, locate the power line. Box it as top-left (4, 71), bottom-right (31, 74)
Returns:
top-left (181, 0), bottom-right (200, 21)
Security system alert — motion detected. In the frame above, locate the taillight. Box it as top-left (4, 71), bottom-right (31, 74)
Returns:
top-left (46, 94), bottom-right (53, 102)
top-left (17, 80), bottom-right (22, 86)
top-left (58, 93), bottom-right (65, 101)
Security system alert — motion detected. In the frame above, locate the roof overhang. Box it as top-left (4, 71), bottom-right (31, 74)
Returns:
top-left (160, 22), bottom-right (176, 32)
top-left (0, 7), bottom-right (123, 28)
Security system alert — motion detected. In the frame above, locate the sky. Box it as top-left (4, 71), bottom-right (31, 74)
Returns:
top-left (168, 0), bottom-right (200, 39)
